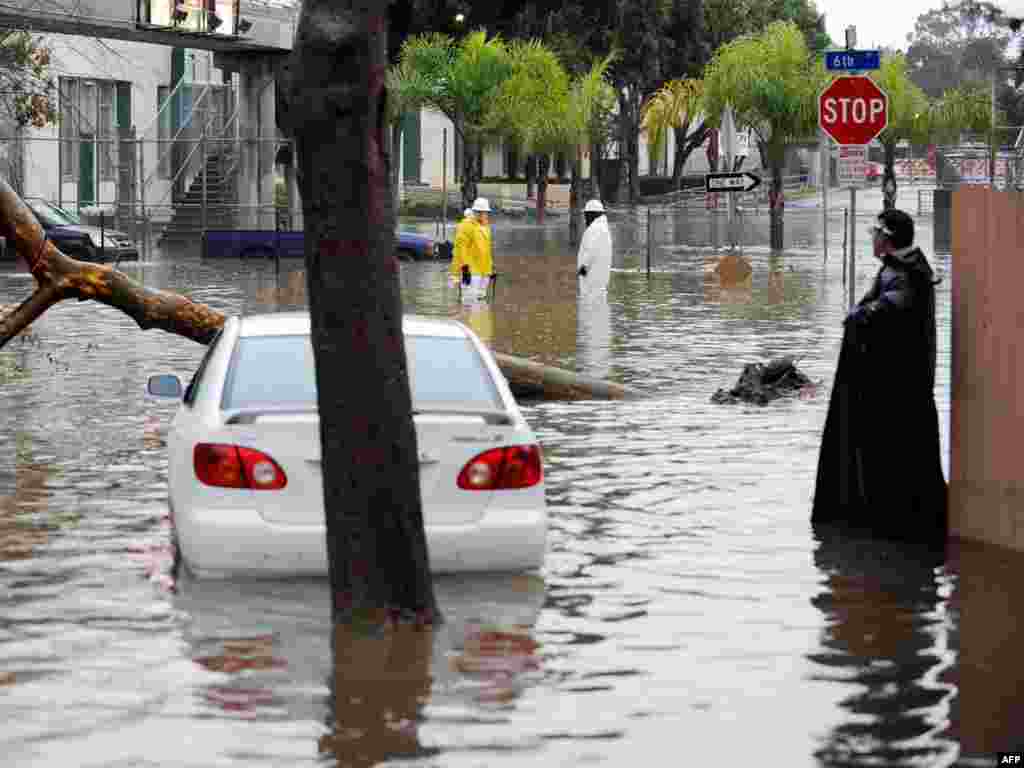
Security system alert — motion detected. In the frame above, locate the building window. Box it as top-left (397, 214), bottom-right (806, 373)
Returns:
top-left (98, 82), bottom-right (116, 179)
top-left (59, 76), bottom-right (121, 181)
top-left (59, 78), bottom-right (78, 179)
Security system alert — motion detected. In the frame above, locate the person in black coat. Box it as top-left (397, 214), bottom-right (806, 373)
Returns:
top-left (812, 208), bottom-right (947, 546)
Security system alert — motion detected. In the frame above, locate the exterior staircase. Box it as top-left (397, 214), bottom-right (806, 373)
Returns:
top-left (157, 148), bottom-right (238, 246)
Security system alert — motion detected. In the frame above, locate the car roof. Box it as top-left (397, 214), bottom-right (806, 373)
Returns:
top-left (237, 312), bottom-right (469, 339)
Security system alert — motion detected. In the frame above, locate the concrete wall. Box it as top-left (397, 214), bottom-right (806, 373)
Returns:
top-left (950, 186), bottom-right (1024, 551)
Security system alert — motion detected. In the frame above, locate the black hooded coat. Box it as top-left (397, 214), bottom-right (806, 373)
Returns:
top-left (811, 248), bottom-right (947, 544)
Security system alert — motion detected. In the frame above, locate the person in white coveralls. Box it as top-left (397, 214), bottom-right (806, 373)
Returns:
top-left (576, 199), bottom-right (612, 298)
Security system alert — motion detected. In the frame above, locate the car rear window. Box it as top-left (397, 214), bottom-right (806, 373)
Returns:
top-left (221, 333), bottom-right (502, 411)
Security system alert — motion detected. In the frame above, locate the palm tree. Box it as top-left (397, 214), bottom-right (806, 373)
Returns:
top-left (393, 30), bottom-right (513, 209)
top-left (489, 39), bottom-right (571, 224)
top-left (565, 54), bottom-right (617, 243)
top-left (704, 21), bottom-right (828, 250)
top-left (641, 78), bottom-right (710, 191)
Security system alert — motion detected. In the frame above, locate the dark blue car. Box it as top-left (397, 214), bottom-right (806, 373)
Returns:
top-left (201, 228), bottom-right (443, 261)
top-left (25, 199), bottom-right (139, 263)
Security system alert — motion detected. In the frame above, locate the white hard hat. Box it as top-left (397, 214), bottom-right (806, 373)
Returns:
top-left (472, 197), bottom-right (491, 213)
top-left (584, 199), bottom-right (605, 213)
top-left (463, 208), bottom-right (474, 217)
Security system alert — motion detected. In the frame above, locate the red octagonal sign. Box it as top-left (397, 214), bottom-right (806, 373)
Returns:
top-left (819, 75), bottom-right (888, 145)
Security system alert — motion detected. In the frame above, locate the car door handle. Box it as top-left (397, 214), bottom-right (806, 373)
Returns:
top-left (418, 452), bottom-right (439, 465)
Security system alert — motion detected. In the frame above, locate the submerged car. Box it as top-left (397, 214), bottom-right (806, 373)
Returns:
top-left (147, 312), bottom-right (547, 578)
top-left (25, 198), bottom-right (139, 262)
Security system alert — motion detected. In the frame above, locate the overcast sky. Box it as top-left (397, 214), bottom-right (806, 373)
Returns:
top-left (815, 0), bottom-right (1024, 51)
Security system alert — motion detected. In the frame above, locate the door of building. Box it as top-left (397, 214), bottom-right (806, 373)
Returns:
top-left (402, 110), bottom-right (421, 183)
top-left (78, 81), bottom-right (97, 206)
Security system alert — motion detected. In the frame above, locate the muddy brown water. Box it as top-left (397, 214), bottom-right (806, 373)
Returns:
top-left (1, 209), bottom-right (1020, 766)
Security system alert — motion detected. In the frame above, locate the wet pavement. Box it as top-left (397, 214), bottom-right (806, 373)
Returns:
top-left (1, 206), bottom-right (1022, 767)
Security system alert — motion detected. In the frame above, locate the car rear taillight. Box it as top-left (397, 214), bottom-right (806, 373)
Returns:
top-left (194, 443), bottom-right (287, 490)
top-left (457, 445), bottom-right (543, 490)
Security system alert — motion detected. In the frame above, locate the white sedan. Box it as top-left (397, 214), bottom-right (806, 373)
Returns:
top-left (147, 312), bottom-right (547, 578)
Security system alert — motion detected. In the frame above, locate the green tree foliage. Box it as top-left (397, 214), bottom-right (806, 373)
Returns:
top-left (905, 0), bottom-right (1013, 97)
top-left (489, 39), bottom-right (570, 222)
top-left (703, 21), bottom-right (827, 249)
top-left (393, 30), bottom-right (513, 208)
top-left (703, 0), bottom-right (830, 55)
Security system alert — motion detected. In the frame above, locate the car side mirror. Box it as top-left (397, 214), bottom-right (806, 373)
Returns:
top-left (147, 374), bottom-right (183, 399)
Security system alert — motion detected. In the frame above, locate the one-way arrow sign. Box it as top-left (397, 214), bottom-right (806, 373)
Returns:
top-left (705, 171), bottom-right (761, 193)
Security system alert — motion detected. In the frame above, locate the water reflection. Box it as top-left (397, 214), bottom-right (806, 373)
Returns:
top-left (577, 295), bottom-right (611, 381)
top-left (945, 538), bottom-right (1024, 763)
top-left (808, 525), bottom-right (957, 766)
top-left (0, 456), bottom-right (53, 561)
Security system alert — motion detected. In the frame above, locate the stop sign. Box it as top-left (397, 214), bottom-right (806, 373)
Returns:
top-left (819, 75), bottom-right (888, 145)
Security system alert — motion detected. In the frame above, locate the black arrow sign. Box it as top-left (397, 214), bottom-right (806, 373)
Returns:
top-left (704, 172), bottom-right (761, 193)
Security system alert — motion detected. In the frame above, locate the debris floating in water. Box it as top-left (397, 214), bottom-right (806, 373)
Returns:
top-left (711, 356), bottom-right (817, 405)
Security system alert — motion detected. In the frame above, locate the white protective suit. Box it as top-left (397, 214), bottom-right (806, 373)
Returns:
top-left (576, 214), bottom-right (613, 298)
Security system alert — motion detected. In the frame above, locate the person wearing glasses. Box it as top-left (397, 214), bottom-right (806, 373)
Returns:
top-left (812, 208), bottom-right (947, 547)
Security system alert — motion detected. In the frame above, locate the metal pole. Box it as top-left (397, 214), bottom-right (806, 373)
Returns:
top-left (139, 138), bottom-right (147, 259)
top-left (201, 126), bottom-right (208, 235)
top-left (841, 207), bottom-right (848, 286)
top-left (441, 128), bottom-right (447, 241)
top-left (848, 188), bottom-right (857, 310)
top-left (58, 133), bottom-right (63, 210)
top-left (821, 130), bottom-right (829, 264)
top-left (646, 205), bottom-right (651, 277)
top-left (991, 69), bottom-right (998, 190)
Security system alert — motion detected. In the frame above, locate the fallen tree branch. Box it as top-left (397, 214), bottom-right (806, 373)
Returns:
top-left (0, 178), bottom-right (225, 350)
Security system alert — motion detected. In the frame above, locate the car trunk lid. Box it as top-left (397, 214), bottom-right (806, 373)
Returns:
top-left (219, 408), bottom-right (513, 527)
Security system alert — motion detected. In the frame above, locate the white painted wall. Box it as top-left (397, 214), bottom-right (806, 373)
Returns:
top-left (20, 37), bottom-right (231, 216)
top-left (419, 109), bottom-right (457, 189)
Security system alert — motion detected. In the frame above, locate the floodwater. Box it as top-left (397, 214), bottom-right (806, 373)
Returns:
top-left (1, 206), bottom-right (1022, 767)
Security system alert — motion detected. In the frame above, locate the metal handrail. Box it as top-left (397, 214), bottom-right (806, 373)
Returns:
top-left (136, 76), bottom-right (193, 143)
top-left (142, 82), bottom-right (214, 193)
top-left (149, 111), bottom-right (222, 210)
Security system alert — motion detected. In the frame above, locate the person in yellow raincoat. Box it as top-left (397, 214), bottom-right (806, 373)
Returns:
top-left (449, 197), bottom-right (493, 302)
top-left (449, 208), bottom-right (475, 286)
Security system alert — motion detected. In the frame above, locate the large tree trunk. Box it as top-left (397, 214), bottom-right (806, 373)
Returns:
top-left (616, 90), bottom-right (631, 205)
top-left (277, 1), bottom-right (438, 627)
top-left (391, 122), bottom-right (403, 219)
top-left (627, 92), bottom-right (641, 204)
top-left (883, 141), bottom-right (897, 211)
top-left (764, 140), bottom-right (785, 252)
top-left (672, 122), bottom-right (710, 190)
top-left (461, 140), bottom-right (479, 211)
top-left (536, 154), bottom-right (549, 225)
top-left (569, 151), bottom-right (581, 246)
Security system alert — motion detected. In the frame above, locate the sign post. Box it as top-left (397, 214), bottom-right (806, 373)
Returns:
top-left (819, 41), bottom-right (887, 309)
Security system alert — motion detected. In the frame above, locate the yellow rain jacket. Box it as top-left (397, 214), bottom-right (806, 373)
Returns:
top-left (450, 217), bottom-right (492, 282)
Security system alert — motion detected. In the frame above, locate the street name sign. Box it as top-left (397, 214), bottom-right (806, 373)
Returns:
top-left (705, 171), bottom-right (761, 193)
top-left (825, 49), bottom-right (880, 71)
top-left (819, 75), bottom-right (888, 146)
